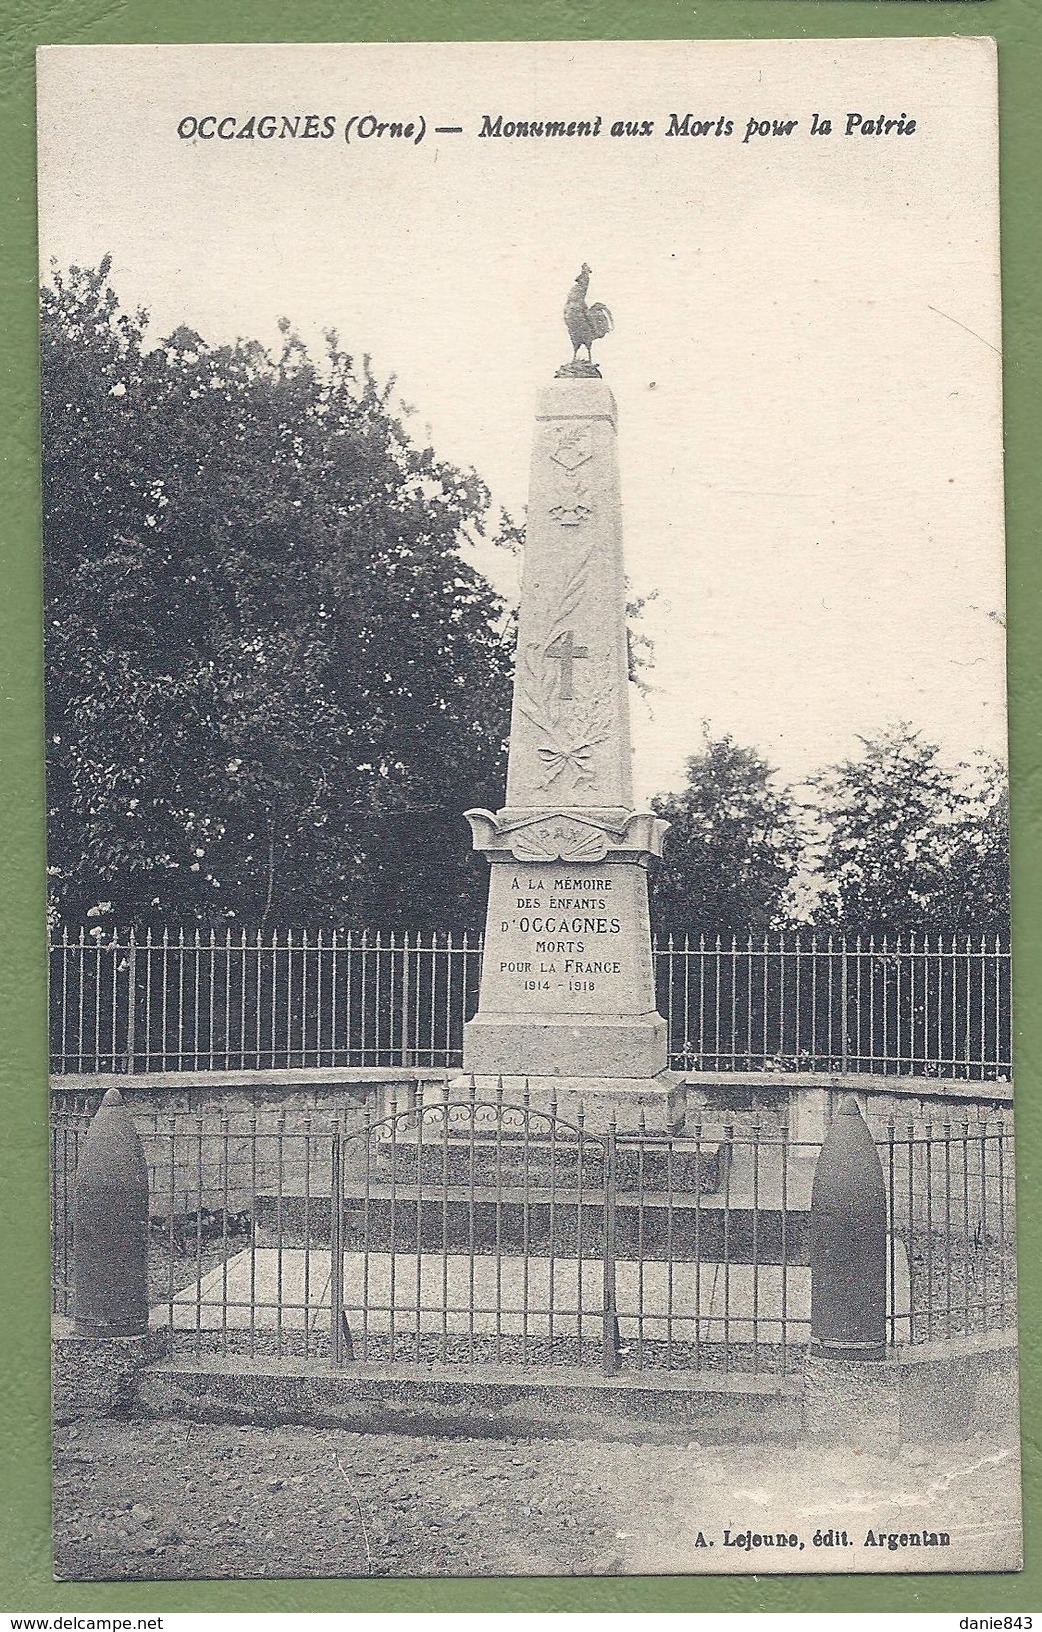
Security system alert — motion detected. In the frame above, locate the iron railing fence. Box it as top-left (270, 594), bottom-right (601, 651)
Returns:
top-left (51, 1103), bottom-right (350, 1361)
top-left (882, 1111), bottom-right (1016, 1346)
top-left (50, 928), bottom-right (480, 1077)
top-left (50, 928), bottom-right (1013, 1081)
top-left (51, 1090), bottom-right (1016, 1374)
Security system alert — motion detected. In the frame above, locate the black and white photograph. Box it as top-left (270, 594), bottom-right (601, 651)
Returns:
top-left (40, 37), bottom-right (1020, 1580)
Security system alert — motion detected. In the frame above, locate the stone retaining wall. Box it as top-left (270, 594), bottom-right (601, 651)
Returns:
top-left (54, 1324), bottom-right (1017, 1451)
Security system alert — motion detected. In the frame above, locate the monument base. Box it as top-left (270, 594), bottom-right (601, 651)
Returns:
top-left (447, 1070), bottom-right (686, 1133)
top-left (463, 1011), bottom-right (667, 1079)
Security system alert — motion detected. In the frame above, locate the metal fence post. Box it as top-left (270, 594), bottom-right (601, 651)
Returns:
top-left (601, 1116), bottom-right (620, 1375)
top-left (839, 940), bottom-right (849, 1074)
top-left (124, 933), bottom-right (137, 1073)
top-left (330, 1116), bottom-right (344, 1365)
top-left (810, 1094), bottom-right (887, 1359)
top-left (400, 932), bottom-right (412, 1067)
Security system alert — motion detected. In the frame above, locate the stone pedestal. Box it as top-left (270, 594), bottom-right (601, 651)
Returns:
top-left (789, 1082), bottom-right (830, 1145)
top-left (448, 1072), bottom-right (686, 1134)
top-left (464, 376), bottom-right (671, 1104)
top-left (803, 1352), bottom-right (901, 1455)
top-left (52, 1315), bottom-right (168, 1423)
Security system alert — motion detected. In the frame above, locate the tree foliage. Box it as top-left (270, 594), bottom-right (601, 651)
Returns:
top-left (809, 725), bottom-right (1010, 937)
top-left (41, 264), bottom-right (1009, 942)
top-left (42, 259), bottom-right (514, 930)
top-left (650, 732), bottom-right (805, 936)
top-left (647, 724), bottom-right (1009, 939)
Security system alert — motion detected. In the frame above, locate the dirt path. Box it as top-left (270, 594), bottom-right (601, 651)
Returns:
top-left (53, 1418), bottom-right (1022, 1581)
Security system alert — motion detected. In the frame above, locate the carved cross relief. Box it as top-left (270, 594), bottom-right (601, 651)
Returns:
top-left (545, 628), bottom-right (588, 699)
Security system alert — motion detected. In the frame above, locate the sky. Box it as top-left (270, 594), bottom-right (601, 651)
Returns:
top-left (36, 38), bottom-right (1008, 806)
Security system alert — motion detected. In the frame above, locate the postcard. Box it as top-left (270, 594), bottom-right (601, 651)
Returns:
top-left (39, 37), bottom-right (1019, 1580)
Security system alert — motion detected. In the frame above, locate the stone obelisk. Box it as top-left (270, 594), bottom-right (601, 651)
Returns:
top-left (462, 269), bottom-right (680, 1125)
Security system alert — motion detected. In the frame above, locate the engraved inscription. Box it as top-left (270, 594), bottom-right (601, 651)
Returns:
top-left (492, 872), bottom-right (626, 995)
top-left (478, 862), bottom-right (657, 1019)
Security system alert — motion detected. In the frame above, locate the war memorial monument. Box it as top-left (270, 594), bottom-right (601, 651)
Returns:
top-left (460, 266), bottom-right (683, 1131)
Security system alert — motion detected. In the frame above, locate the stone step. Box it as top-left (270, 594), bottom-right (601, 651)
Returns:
top-left (372, 1133), bottom-right (728, 1196)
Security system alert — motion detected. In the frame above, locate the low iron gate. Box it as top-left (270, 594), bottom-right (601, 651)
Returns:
top-left (51, 1086), bottom-right (1016, 1374)
top-left (332, 1088), bottom-right (620, 1372)
top-left (331, 1084), bottom-right (818, 1375)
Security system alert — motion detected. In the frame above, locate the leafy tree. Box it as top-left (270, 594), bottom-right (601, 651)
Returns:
top-left (649, 731), bottom-right (805, 937)
top-left (942, 760), bottom-right (1010, 937)
top-left (809, 725), bottom-right (1010, 937)
top-left (42, 259), bottom-right (514, 930)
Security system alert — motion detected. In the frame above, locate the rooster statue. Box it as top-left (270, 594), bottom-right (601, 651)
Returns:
top-left (562, 263), bottom-right (614, 372)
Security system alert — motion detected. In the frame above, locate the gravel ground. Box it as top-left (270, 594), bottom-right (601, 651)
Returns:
top-left (53, 1417), bottom-right (1022, 1581)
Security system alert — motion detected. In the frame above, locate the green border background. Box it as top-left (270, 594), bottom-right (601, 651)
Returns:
top-left (2, 0), bottom-right (1039, 1612)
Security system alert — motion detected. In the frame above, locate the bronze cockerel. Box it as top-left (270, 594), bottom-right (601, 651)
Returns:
top-left (563, 264), bottom-right (614, 366)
